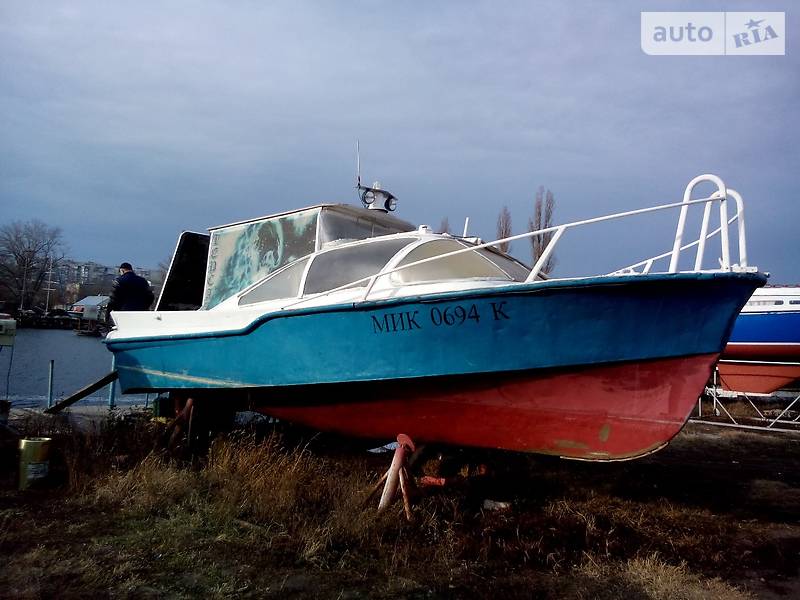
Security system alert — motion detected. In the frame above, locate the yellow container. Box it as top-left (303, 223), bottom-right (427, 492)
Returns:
top-left (19, 437), bottom-right (51, 490)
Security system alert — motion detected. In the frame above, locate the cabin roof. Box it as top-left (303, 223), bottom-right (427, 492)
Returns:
top-left (208, 203), bottom-right (414, 233)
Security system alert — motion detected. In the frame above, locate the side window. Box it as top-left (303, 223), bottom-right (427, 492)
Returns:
top-left (239, 258), bottom-right (309, 305)
top-left (392, 240), bottom-right (509, 284)
top-left (304, 239), bottom-right (413, 295)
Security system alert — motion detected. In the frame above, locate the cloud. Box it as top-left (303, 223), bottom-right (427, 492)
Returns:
top-left (0, 1), bottom-right (797, 280)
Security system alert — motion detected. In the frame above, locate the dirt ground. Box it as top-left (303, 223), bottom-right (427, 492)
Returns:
top-left (0, 415), bottom-right (799, 599)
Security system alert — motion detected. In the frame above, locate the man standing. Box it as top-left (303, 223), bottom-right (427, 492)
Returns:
top-left (108, 262), bottom-right (155, 312)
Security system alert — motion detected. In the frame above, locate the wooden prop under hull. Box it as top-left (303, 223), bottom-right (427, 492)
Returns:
top-left (253, 353), bottom-right (718, 461)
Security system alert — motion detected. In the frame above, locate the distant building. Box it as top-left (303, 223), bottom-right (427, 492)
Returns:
top-left (50, 260), bottom-right (162, 308)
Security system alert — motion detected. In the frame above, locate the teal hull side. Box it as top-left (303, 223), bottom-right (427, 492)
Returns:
top-left (105, 272), bottom-right (765, 393)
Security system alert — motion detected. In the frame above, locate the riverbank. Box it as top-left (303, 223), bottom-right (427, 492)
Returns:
top-left (1, 416), bottom-right (799, 598)
top-left (0, 328), bottom-right (147, 409)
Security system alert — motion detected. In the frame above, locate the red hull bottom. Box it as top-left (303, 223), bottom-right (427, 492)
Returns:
top-left (718, 362), bottom-right (800, 394)
top-left (254, 354), bottom-right (718, 461)
top-left (719, 344), bottom-right (800, 393)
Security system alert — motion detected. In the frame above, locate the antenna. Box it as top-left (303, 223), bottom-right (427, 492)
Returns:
top-left (354, 141), bottom-right (398, 212)
top-left (463, 217), bottom-right (470, 237)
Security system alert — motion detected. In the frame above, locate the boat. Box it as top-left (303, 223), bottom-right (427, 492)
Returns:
top-left (105, 174), bottom-right (765, 460)
top-left (68, 295), bottom-right (110, 337)
top-left (717, 286), bottom-right (800, 393)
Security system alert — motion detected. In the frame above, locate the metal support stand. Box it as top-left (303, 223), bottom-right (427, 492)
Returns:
top-left (693, 366), bottom-right (800, 433)
top-left (47, 360), bottom-right (54, 409)
top-left (715, 397), bottom-right (738, 425)
top-left (164, 397), bottom-right (195, 451)
top-left (768, 393), bottom-right (800, 429)
top-left (107, 355), bottom-right (116, 409)
top-left (743, 392), bottom-right (766, 420)
top-left (366, 434), bottom-right (416, 521)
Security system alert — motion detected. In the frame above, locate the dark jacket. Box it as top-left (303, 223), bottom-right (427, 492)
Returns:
top-left (109, 271), bottom-right (155, 311)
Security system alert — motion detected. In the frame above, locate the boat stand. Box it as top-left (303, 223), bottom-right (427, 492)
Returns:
top-left (163, 397), bottom-right (195, 450)
top-left (692, 367), bottom-right (800, 433)
top-left (365, 433), bottom-right (417, 521)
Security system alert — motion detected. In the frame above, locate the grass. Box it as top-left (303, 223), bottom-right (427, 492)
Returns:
top-left (1, 414), bottom-right (798, 598)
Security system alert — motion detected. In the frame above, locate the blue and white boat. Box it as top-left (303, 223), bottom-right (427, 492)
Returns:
top-left (105, 174), bottom-right (765, 460)
top-left (719, 286), bottom-right (800, 392)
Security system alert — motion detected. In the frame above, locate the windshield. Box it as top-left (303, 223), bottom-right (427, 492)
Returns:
top-left (391, 239), bottom-right (512, 284)
top-left (304, 238), bottom-right (415, 295)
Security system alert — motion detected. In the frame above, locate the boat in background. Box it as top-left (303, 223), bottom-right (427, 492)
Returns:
top-left (68, 295), bottom-right (111, 337)
top-left (105, 174), bottom-right (765, 461)
top-left (718, 286), bottom-right (800, 393)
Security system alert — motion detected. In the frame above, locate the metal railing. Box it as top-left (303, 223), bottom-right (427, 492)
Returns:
top-left (280, 174), bottom-right (749, 310)
top-left (613, 187), bottom-right (747, 275)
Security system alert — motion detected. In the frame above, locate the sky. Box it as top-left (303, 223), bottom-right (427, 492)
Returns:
top-left (1, 1), bottom-right (798, 282)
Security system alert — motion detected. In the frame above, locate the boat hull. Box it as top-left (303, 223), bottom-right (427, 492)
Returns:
top-left (105, 272), bottom-right (764, 458)
top-left (718, 360), bottom-right (800, 394)
top-left (253, 353), bottom-right (718, 460)
top-left (719, 311), bottom-right (800, 393)
top-left (107, 273), bottom-right (761, 390)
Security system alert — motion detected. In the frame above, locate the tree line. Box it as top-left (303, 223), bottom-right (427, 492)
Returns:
top-left (0, 220), bottom-right (66, 313)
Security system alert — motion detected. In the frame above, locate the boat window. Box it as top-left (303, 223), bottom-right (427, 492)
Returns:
top-left (318, 211), bottom-right (412, 245)
top-left (239, 257), bottom-right (309, 305)
top-left (791, 300), bottom-right (800, 305)
top-left (392, 240), bottom-right (509, 284)
top-left (476, 248), bottom-right (530, 282)
top-left (157, 231), bottom-right (209, 311)
top-left (304, 239), bottom-right (414, 295)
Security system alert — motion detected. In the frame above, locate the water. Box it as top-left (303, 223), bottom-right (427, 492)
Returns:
top-left (0, 328), bottom-right (147, 409)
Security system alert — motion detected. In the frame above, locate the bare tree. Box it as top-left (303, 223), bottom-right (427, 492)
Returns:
top-left (155, 257), bottom-right (171, 284)
top-left (0, 220), bottom-right (66, 311)
top-left (528, 187), bottom-right (556, 275)
top-left (438, 217), bottom-right (451, 234)
top-left (496, 206), bottom-right (512, 252)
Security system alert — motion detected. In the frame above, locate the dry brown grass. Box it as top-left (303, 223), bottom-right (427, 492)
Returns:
top-left (93, 454), bottom-right (200, 512)
top-left (88, 431), bottom-right (394, 567)
top-left (575, 553), bottom-right (753, 600)
top-left (2, 415), bottom-right (798, 598)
